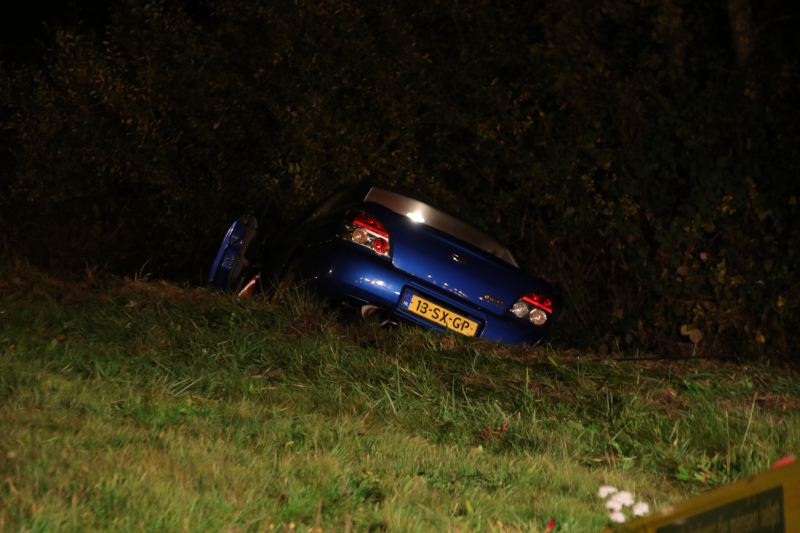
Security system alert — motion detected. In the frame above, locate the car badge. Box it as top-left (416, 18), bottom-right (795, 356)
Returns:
top-left (484, 294), bottom-right (505, 308)
top-left (452, 253), bottom-right (468, 264)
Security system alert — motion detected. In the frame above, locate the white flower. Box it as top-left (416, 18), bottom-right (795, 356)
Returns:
top-left (605, 498), bottom-right (623, 511)
top-left (612, 491), bottom-right (635, 507)
top-left (609, 511), bottom-right (627, 523)
top-left (632, 501), bottom-right (650, 516)
top-left (598, 485), bottom-right (618, 498)
top-left (700, 252), bottom-right (708, 261)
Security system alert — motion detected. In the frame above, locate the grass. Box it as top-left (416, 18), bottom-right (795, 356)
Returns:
top-left (1, 268), bottom-right (798, 532)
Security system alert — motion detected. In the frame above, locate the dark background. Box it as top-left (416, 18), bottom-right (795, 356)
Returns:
top-left (1, 1), bottom-right (104, 63)
top-left (1, 0), bottom-right (798, 358)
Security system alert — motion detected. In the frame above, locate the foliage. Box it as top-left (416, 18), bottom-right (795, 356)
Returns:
top-left (1, 0), bottom-right (799, 355)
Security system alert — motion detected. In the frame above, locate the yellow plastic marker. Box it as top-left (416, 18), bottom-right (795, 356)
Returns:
top-left (601, 459), bottom-right (799, 533)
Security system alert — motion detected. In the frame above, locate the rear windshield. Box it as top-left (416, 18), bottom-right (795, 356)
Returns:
top-left (364, 187), bottom-right (519, 267)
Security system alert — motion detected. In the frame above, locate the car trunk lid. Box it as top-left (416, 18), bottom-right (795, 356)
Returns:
top-left (388, 217), bottom-right (550, 315)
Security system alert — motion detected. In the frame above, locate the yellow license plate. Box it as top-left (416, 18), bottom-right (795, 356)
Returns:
top-left (401, 294), bottom-right (478, 337)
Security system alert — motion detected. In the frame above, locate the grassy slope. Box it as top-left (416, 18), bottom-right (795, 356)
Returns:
top-left (1, 271), bottom-right (798, 532)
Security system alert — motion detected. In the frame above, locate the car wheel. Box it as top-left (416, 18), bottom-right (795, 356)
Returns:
top-left (360, 304), bottom-right (393, 326)
top-left (227, 215), bottom-right (259, 292)
top-left (209, 215), bottom-right (260, 291)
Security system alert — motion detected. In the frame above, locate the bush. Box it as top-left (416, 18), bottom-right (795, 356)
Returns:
top-left (1, 0), bottom-right (798, 356)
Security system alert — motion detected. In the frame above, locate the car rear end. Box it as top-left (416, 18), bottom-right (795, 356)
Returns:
top-left (294, 191), bottom-right (554, 345)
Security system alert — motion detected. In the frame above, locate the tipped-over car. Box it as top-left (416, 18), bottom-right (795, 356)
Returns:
top-left (209, 184), bottom-right (554, 345)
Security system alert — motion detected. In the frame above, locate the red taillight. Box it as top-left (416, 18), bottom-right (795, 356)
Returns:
top-left (373, 238), bottom-right (388, 254)
top-left (522, 294), bottom-right (552, 313)
top-left (510, 293), bottom-right (552, 326)
top-left (352, 212), bottom-right (389, 238)
top-left (342, 211), bottom-right (391, 256)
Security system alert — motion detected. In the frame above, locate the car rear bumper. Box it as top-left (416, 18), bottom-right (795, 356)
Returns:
top-left (294, 241), bottom-right (545, 345)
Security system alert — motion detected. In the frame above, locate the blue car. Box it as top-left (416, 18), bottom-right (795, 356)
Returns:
top-left (209, 185), bottom-right (554, 345)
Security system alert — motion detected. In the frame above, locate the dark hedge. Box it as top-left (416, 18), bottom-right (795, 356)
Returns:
top-left (1, 0), bottom-right (798, 357)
